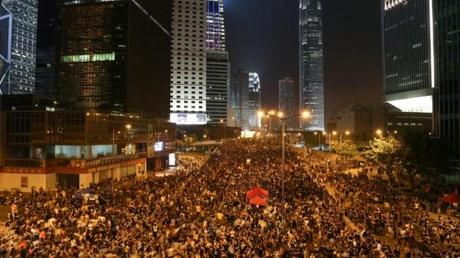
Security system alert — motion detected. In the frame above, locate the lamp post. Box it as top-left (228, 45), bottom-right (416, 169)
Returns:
top-left (279, 111), bottom-right (311, 203)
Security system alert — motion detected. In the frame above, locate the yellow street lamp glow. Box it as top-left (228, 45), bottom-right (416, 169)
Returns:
top-left (297, 133), bottom-right (302, 136)
top-left (345, 131), bottom-right (350, 136)
top-left (332, 131), bottom-right (337, 136)
top-left (257, 111), bottom-right (265, 117)
top-left (125, 124), bottom-right (132, 130)
top-left (393, 130), bottom-right (398, 134)
top-left (277, 112), bottom-right (284, 118)
top-left (268, 110), bottom-right (276, 115)
top-left (203, 134), bottom-right (207, 139)
top-left (322, 131), bottom-right (327, 135)
top-left (301, 111), bottom-right (311, 119)
top-left (376, 129), bottom-right (383, 136)
top-left (314, 132), bottom-right (318, 135)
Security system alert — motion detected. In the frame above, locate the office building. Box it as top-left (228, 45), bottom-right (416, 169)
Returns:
top-left (206, 0), bottom-right (229, 125)
top-left (35, 0), bottom-right (57, 98)
top-left (382, 0), bottom-right (435, 113)
top-left (230, 71), bottom-right (249, 129)
top-left (170, 0), bottom-right (207, 125)
top-left (206, 51), bottom-right (229, 125)
top-left (436, 0), bottom-right (460, 158)
top-left (1, 0), bottom-right (38, 95)
top-left (56, 0), bottom-right (171, 119)
top-left (0, 3), bottom-right (12, 95)
top-left (327, 103), bottom-right (432, 140)
top-left (299, 0), bottom-right (325, 131)
top-left (0, 96), bottom-right (176, 191)
top-left (248, 72), bottom-right (261, 129)
top-left (279, 77), bottom-right (297, 129)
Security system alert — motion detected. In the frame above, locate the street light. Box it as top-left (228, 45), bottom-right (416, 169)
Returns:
top-left (278, 110), bottom-right (311, 205)
top-left (376, 129), bottom-right (383, 137)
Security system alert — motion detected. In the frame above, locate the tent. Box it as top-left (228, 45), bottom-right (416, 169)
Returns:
top-left (246, 187), bottom-right (269, 201)
top-left (438, 193), bottom-right (460, 204)
top-left (249, 195), bottom-right (267, 206)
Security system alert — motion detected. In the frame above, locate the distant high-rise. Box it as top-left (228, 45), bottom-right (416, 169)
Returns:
top-left (279, 77), bottom-right (297, 129)
top-left (1, 0), bottom-right (38, 95)
top-left (299, 0), bottom-right (325, 131)
top-left (206, 0), bottom-right (225, 51)
top-left (382, 0), bottom-right (435, 113)
top-left (170, 0), bottom-right (207, 125)
top-left (57, 0), bottom-right (171, 119)
top-left (230, 71), bottom-right (249, 129)
top-left (0, 3), bottom-right (12, 95)
top-left (248, 72), bottom-right (261, 129)
top-left (206, 0), bottom-right (229, 125)
top-left (436, 0), bottom-right (460, 158)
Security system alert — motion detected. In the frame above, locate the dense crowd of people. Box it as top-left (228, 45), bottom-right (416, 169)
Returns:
top-left (0, 138), bottom-right (459, 257)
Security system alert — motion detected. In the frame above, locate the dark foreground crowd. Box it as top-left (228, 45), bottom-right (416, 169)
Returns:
top-left (0, 139), bottom-right (459, 257)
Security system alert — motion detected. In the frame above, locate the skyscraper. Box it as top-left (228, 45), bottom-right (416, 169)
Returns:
top-left (170, 0), bottom-right (207, 125)
top-left (436, 0), bottom-right (460, 158)
top-left (279, 77), bottom-right (297, 129)
top-left (206, 0), bottom-right (229, 125)
top-left (299, 0), bottom-right (325, 131)
top-left (56, 0), bottom-right (171, 119)
top-left (382, 0), bottom-right (435, 113)
top-left (248, 72), bottom-right (261, 129)
top-left (230, 70), bottom-right (249, 129)
top-left (0, 3), bottom-right (12, 95)
top-left (1, 0), bottom-right (38, 95)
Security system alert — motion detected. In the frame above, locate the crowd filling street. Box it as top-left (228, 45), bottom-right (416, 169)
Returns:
top-left (0, 138), bottom-right (459, 257)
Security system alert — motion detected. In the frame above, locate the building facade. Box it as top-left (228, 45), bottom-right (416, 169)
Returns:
top-left (248, 72), bottom-right (261, 129)
top-left (299, 0), bottom-right (325, 131)
top-left (382, 0), bottom-right (435, 113)
top-left (436, 0), bottom-right (460, 158)
top-left (1, 0), bottom-right (38, 95)
top-left (230, 71), bottom-right (249, 129)
top-left (0, 3), bottom-right (12, 95)
top-left (206, 51), bottom-right (229, 125)
top-left (0, 107), bottom-right (176, 191)
top-left (206, 0), bottom-right (229, 125)
top-left (279, 77), bottom-right (297, 129)
top-left (57, 0), bottom-right (171, 119)
top-left (170, 0), bottom-right (207, 125)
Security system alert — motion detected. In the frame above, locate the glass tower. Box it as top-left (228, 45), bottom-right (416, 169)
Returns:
top-left (299, 0), bottom-right (325, 131)
top-left (0, 3), bottom-right (12, 95)
top-left (2, 0), bottom-right (38, 94)
top-left (57, 0), bottom-right (171, 119)
top-left (248, 72), bottom-right (261, 129)
top-left (436, 0), bottom-right (460, 158)
top-left (382, 0), bottom-right (435, 113)
top-left (206, 0), bottom-right (230, 125)
top-left (279, 77), bottom-right (297, 129)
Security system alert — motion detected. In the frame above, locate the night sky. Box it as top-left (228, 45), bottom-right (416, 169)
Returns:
top-left (225, 0), bottom-right (383, 115)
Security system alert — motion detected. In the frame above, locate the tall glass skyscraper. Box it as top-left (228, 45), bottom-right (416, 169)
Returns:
top-left (57, 0), bottom-right (171, 119)
top-left (436, 0), bottom-right (460, 158)
top-left (206, 0), bottom-right (230, 125)
top-left (0, 3), bottom-right (12, 95)
top-left (382, 0), bottom-right (435, 113)
top-left (299, 0), bottom-right (325, 131)
top-left (207, 0), bottom-right (226, 51)
top-left (248, 72), bottom-right (261, 129)
top-left (1, 0), bottom-right (38, 95)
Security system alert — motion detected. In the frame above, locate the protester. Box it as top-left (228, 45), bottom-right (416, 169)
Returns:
top-left (0, 138), bottom-right (458, 257)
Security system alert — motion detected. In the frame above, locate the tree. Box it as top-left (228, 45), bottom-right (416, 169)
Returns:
top-left (330, 140), bottom-right (359, 157)
top-left (364, 136), bottom-right (402, 184)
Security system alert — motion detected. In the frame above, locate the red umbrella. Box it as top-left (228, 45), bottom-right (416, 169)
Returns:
top-left (246, 187), bottom-right (269, 200)
top-left (249, 195), bottom-right (267, 206)
top-left (438, 193), bottom-right (460, 204)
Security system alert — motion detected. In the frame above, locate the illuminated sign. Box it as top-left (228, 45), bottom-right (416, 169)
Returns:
top-left (168, 153), bottom-right (176, 166)
top-left (170, 113), bottom-right (208, 125)
top-left (384, 0), bottom-right (408, 11)
top-left (154, 142), bottom-right (164, 152)
top-left (388, 95), bottom-right (432, 113)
